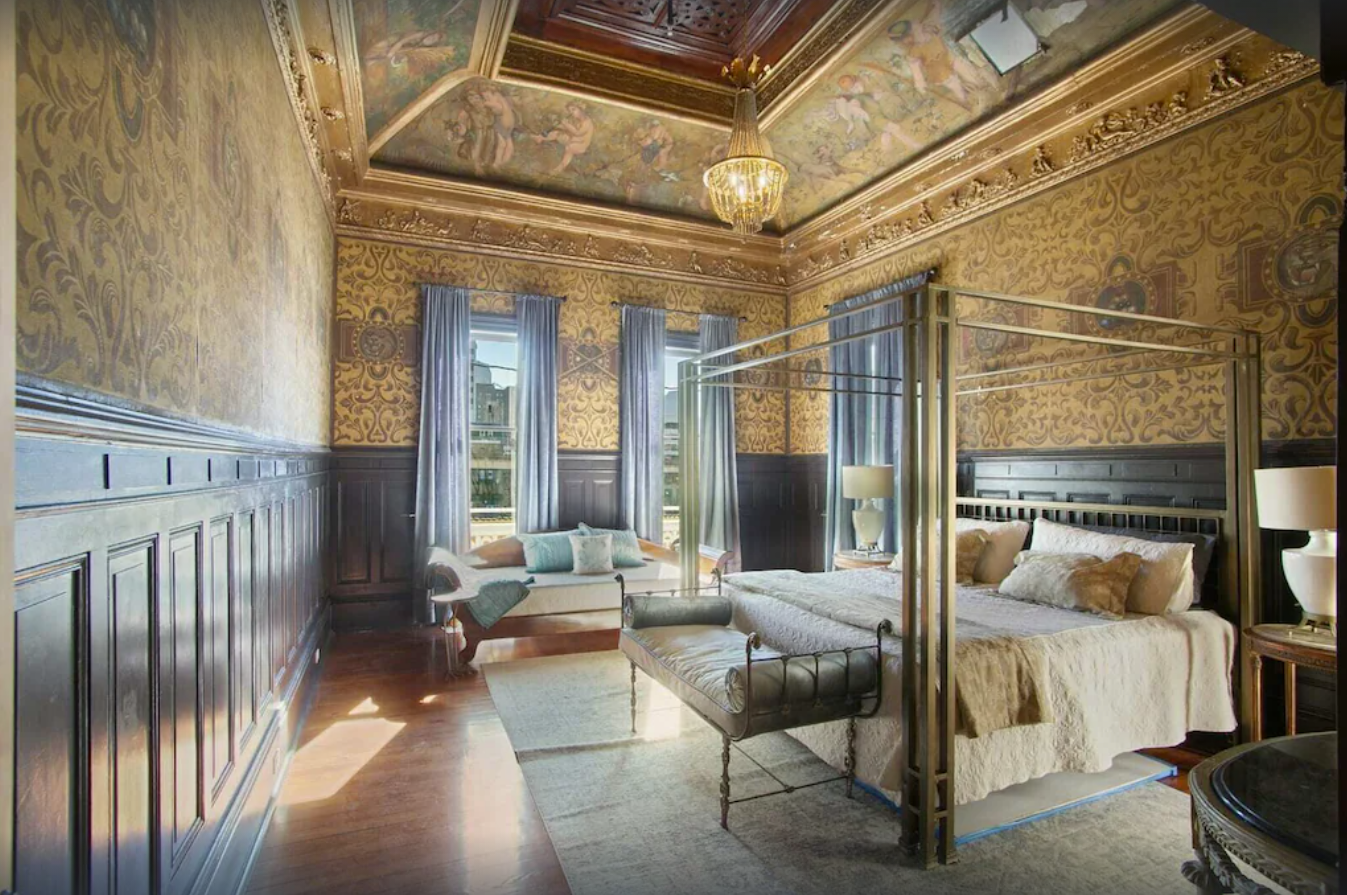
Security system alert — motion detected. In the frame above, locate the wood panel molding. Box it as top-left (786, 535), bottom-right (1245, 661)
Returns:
top-left (11, 396), bottom-right (332, 895)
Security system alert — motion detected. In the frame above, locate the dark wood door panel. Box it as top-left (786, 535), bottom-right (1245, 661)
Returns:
top-left (378, 477), bottom-right (416, 586)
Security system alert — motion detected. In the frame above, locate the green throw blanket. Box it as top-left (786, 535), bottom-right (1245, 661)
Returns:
top-left (466, 577), bottom-right (534, 629)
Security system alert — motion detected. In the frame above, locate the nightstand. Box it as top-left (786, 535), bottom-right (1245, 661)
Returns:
top-left (1244, 624), bottom-right (1336, 741)
top-left (833, 551), bottom-right (895, 571)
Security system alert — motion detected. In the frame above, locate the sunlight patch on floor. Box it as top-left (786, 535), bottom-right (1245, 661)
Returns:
top-left (640, 679), bottom-right (690, 741)
top-left (280, 718), bottom-right (405, 805)
top-left (347, 697), bottom-right (380, 715)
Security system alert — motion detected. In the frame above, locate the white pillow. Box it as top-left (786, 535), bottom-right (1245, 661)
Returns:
top-left (1027, 518), bottom-right (1195, 614)
top-left (569, 533), bottom-right (615, 575)
top-left (955, 518), bottom-right (1030, 584)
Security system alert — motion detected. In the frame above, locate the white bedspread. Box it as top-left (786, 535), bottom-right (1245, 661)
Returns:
top-left (724, 569), bottom-right (1236, 805)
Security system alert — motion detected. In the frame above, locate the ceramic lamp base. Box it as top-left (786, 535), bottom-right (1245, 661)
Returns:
top-left (1282, 529), bottom-right (1336, 623)
top-left (852, 500), bottom-right (885, 553)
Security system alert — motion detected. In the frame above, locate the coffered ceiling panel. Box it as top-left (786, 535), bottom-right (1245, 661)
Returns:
top-left (376, 77), bottom-right (730, 218)
top-left (512, 0), bottom-right (833, 80)
top-left (768, 0), bottom-right (1183, 226)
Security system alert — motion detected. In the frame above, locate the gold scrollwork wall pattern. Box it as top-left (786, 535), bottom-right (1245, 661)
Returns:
top-left (788, 82), bottom-right (1342, 454)
top-left (333, 238), bottom-right (789, 452)
top-left (15, 0), bottom-right (335, 444)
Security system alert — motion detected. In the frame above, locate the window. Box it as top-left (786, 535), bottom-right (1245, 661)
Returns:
top-left (469, 317), bottom-right (517, 547)
top-left (662, 334), bottom-right (699, 549)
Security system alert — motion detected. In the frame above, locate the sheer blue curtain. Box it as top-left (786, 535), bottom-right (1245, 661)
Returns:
top-left (413, 284), bottom-right (472, 622)
top-left (824, 270), bottom-right (933, 567)
top-left (619, 305), bottom-right (667, 541)
top-left (698, 314), bottom-right (741, 567)
top-left (515, 294), bottom-right (562, 533)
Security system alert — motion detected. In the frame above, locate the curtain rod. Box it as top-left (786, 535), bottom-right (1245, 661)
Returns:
top-left (610, 301), bottom-right (746, 322)
top-left (823, 268), bottom-right (939, 310)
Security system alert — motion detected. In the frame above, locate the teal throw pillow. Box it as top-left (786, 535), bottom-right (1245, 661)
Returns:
top-left (578, 523), bottom-right (646, 568)
top-left (518, 530), bottom-right (580, 573)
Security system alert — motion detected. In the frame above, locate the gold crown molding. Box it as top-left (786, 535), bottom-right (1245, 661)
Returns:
top-left (262, 0), bottom-right (337, 211)
top-left (499, 35), bottom-right (736, 127)
top-left (335, 193), bottom-right (787, 293)
top-left (785, 39), bottom-right (1320, 291)
top-left (325, 0), bottom-right (368, 184)
top-left (366, 0), bottom-right (521, 155)
top-left (756, 0), bottom-right (891, 129)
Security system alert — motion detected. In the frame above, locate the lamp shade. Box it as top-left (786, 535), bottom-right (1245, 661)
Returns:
top-left (843, 465), bottom-right (894, 500)
top-left (1254, 466), bottom-right (1337, 530)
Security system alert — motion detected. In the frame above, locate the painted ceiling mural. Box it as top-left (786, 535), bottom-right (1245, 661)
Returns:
top-left (377, 77), bottom-right (730, 218)
top-left (355, 0), bottom-right (483, 137)
top-left (770, 0), bottom-right (1181, 225)
top-left (359, 0), bottom-right (1185, 227)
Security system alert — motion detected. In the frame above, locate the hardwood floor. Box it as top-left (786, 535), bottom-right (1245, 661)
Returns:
top-left (245, 609), bottom-right (1208, 895)
top-left (243, 613), bottom-right (619, 895)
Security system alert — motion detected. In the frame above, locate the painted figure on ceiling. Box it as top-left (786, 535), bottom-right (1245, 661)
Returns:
top-left (886, 3), bottom-right (999, 114)
top-left (637, 119), bottom-right (676, 171)
top-left (532, 102), bottom-right (595, 174)
top-left (448, 83), bottom-right (516, 176)
top-left (478, 83), bottom-right (518, 169)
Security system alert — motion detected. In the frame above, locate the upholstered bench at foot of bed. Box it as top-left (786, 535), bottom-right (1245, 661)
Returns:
top-left (619, 592), bottom-right (887, 829)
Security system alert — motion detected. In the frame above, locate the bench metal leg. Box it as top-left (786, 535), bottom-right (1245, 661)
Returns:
top-left (629, 661), bottom-right (637, 736)
top-left (720, 734), bottom-right (732, 829)
top-left (845, 717), bottom-right (857, 800)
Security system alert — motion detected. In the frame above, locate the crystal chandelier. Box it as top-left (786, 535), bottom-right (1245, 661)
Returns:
top-left (703, 56), bottom-right (787, 236)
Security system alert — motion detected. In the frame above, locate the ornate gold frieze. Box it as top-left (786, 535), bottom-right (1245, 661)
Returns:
top-left (785, 33), bottom-right (1321, 289)
top-left (262, 0), bottom-right (334, 209)
top-left (335, 195), bottom-right (787, 292)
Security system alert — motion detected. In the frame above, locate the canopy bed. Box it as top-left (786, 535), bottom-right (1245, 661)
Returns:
top-left (667, 278), bottom-right (1262, 867)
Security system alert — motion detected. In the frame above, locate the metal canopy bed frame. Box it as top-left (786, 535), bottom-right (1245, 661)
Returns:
top-left (673, 280), bottom-right (1262, 868)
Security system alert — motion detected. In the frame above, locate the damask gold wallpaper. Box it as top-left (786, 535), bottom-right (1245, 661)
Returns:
top-left (15, 0), bottom-right (334, 445)
top-left (333, 238), bottom-right (788, 452)
top-left (789, 81), bottom-right (1342, 454)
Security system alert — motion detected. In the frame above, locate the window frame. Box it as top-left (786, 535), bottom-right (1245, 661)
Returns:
top-left (468, 312), bottom-right (519, 544)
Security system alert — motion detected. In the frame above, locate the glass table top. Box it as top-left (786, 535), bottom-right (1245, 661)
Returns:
top-left (1211, 732), bottom-right (1338, 866)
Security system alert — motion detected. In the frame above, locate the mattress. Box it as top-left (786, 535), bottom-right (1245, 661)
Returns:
top-left (487, 560), bottom-right (682, 618)
top-left (723, 568), bottom-right (1237, 805)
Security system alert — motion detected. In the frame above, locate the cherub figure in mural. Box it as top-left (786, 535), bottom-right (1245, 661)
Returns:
top-left (531, 102), bottom-right (596, 174)
top-left (478, 83), bottom-right (518, 169)
top-left (446, 82), bottom-right (518, 175)
top-left (637, 119), bottom-right (676, 172)
top-left (886, 4), bottom-right (999, 114)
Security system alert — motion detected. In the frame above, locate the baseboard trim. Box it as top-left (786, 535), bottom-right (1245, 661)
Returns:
top-left (190, 603), bottom-right (331, 895)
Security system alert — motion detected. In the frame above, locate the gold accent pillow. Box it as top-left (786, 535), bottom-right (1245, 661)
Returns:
top-left (886, 529), bottom-right (991, 585)
top-left (997, 551), bottom-right (1144, 619)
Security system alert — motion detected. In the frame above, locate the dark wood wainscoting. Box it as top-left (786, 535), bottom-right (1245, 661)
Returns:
top-left (12, 383), bottom-right (330, 895)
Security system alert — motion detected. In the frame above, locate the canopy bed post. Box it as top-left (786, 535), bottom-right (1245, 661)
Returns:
top-left (936, 285), bottom-right (959, 865)
top-left (1227, 330), bottom-right (1264, 741)
top-left (898, 293), bottom-right (920, 857)
top-left (679, 356), bottom-right (702, 590)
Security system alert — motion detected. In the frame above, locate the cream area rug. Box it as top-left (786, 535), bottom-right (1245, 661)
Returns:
top-left (483, 651), bottom-right (1200, 895)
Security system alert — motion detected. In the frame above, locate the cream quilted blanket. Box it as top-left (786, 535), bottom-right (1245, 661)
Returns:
top-left (723, 569), bottom-right (1236, 805)
top-left (726, 569), bottom-right (1053, 737)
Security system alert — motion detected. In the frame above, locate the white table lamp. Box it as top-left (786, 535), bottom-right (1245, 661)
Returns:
top-left (1254, 465), bottom-right (1336, 631)
top-left (843, 465), bottom-right (894, 553)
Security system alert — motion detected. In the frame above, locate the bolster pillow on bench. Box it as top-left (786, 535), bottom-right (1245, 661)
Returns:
top-left (626, 594), bottom-right (733, 629)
